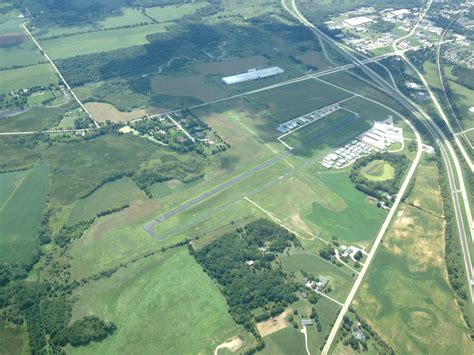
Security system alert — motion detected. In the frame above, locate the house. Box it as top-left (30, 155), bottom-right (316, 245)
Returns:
top-left (246, 260), bottom-right (255, 267)
top-left (301, 319), bottom-right (313, 326)
top-left (315, 277), bottom-right (329, 290)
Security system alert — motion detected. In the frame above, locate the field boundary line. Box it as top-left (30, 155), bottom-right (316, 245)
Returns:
top-left (312, 289), bottom-right (344, 307)
top-left (21, 21), bottom-right (100, 128)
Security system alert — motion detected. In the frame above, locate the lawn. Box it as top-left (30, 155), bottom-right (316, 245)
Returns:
top-left (245, 79), bottom-right (353, 124)
top-left (261, 327), bottom-right (307, 355)
top-left (361, 160), bottom-right (395, 181)
top-left (68, 177), bottom-right (146, 225)
top-left (0, 64), bottom-right (58, 94)
top-left (354, 160), bottom-right (472, 354)
top-left (281, 252), bottom-right (353, 302)
top-left (0, 164), bottom-right (49, 264)
top-left (68, 248), bottom-right (251, 354)
top-left (40, 23), bottom-right (169, 59)
top-left (305, 171), bottom-right (386, 245)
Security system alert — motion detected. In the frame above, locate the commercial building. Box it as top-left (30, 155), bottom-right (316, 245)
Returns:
top-left (221, 67), bottom-right (284, 85)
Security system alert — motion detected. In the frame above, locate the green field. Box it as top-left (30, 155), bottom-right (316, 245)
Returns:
top-left (0, 63), bottom-right (58, 94)
top-left (306, 171), bottom-right (386, 245)
top-left (40, 23), bottom-right (169, 59)
top-left (361, 160), bottom-right (395, 181)
top-left (246, 79), bottom-right (353, 124)
top-left (0, 164), bottom-right (49, 263)
top-left (68, 248), bottom-right (251, 354)
top-left (68, 177), bottom-right (146, 224)
top-left (0, 321), bottom-right (29, 355)
top-left (261, 327), bottom-right (306, 355)
top-left (0, 169), bottom-right (25, 205)
top-left (0, 103), bottom-right (73, 132)
top-left (145, 3), bottom-right (208, 22)
top-left (281, 252), bottom-right (353, 302)
top-left (354, 160), bottom-right (472, 354)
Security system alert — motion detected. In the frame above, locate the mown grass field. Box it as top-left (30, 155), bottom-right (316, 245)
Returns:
top-left (306, 171), bottom-right (386, 245)
top-left (68, 177), bottom-right (145, 225)
top-left (40, 23), bottom-right (169, 59)
top-left (261, 327), bottom-right (306, 355)
top-left (68, 248), bottom-right (251, 355)
top-left (281, 252), bottom-right (353, 302)
top-left (353, 160), bottom-right (472, 354)
top-left (0, 63), bottom-right (58, 94)
top-left (0, 164), bottom-right (49, 263)
top-left (361, 160), bottom-right (395, 181)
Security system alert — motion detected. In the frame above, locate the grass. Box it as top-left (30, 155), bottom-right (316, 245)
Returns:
top-left (353, 160), bottom-right (472, 354)
top-left (40, 23), bottom-right (169, 59)
top-left (260, 327), bottom-right (307, 355)
top-left (361, 160), bottom-right (395, 181)
top-left (68, 177), bottom-right (145, 225)
top-left (145, 3), bottom-right (208, 23)
top-left (281, 252), bottom-right (353, 302)
top-left (0, 321), bottom-right (29, 355)
top-left (0, 169), bottom-right (26, 206)
top-left (305, 171), bottom-right (386, 245)
top-left (0, 63), bottom-right (58, 94)
top-left (41, 134), bottom-right (181, 205)
top-left (0, 136), bottom-right (49, 171)
top-left (0, 164), bottom-right (49, 264)
top-left (0, 103), bottom-right (74, 132)
top-left (245, 79), bottom-right (352, 124)
top-left (68, 248), bottom-right (251, 354)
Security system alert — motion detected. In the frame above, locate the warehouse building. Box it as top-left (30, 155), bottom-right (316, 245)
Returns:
top-left (221, 67), bottom-right (284, 85)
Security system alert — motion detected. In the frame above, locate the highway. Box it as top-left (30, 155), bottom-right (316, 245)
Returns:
top-left (283, 0), bottom-right (474, 353)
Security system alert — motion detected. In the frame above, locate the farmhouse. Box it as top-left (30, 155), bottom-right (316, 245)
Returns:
top-left (221, 67), bottom-right (284, 85)
top-left (301, 319), bottom-right (313, 326)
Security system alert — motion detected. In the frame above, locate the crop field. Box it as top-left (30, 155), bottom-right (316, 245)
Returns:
top-left (306, 171), bottom-right (386, 245)
top-left (0, 136), bottom-right (49, 171)
top-left (68, 177), bottom-right (145, 225)
top-left (40, 23), bottom-right (169, 59)
top-left (69, 248), bottom-right (251, 355)
top-left (446, 80), bottom-right (474, 131)
top-left (84, 102), bottom-right (149, 122)
top-left (0, 169), bottom-right (25, 205)
top-left (0, 63), bottom-right (58, 94)
top-left (361, 160), bottom-right (395, 181)
top-left (0, 164), bottom-right (49, 263)
top-left (354, 160), bottom-right (472, 354)
top-left (245, 79), bottom-right (353, 124)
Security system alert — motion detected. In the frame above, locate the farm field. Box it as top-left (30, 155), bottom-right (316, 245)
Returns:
top-left (0, 164), bottom-right (49, 263)
top-left (40, 23), bottom-right (169, 59)
top-left (0, 321), bottom-right (29, 355)
top-left (0, 63), bottom-right (58, 94)
top-left (353, 160), bottom-right (472, 354)
top-left (68, 248), bottom-right (251, 355)
top-left (84, 102), bottom-right (149, 122)
top-left (261, 327), bottom-right (306, 355)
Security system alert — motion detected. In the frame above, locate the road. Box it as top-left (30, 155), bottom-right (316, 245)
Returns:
top-left (21, 21), bottom-right (100, 128)
top-left (284, 0), bottom-right (473, 353)
top-left (143, 113), bottom-right (360, 236)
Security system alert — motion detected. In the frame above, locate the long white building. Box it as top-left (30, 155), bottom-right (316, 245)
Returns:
top-left (221, 67), bottom-right (284, 85)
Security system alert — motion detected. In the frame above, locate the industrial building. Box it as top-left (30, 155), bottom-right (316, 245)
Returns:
top-left (221, 67), bottom-right (284, 85)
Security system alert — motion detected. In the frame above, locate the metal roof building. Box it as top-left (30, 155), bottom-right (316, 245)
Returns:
top-left (222, 67), bottom-right (284, 85)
